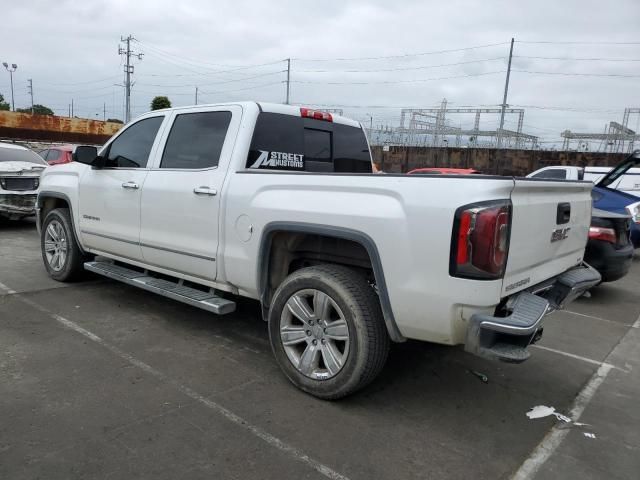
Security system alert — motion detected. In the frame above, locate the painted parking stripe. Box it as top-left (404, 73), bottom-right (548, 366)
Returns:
top-left (512, 312), bottom-right (639, 479)
top-left (511, 362), bottom-right (613, 480)
top-left (562, 309), bottom-right (638, 328)
top-left (530, 344), bottom-right (625, 372)
top-left (0, 282), bottom-right (350, 480)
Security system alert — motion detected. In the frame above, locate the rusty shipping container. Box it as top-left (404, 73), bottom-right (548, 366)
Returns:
top-left (0, 111), bottom-right (122, 145)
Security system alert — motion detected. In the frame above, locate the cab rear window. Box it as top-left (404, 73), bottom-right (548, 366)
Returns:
top-left (246, 112), bottom-right (372, 173)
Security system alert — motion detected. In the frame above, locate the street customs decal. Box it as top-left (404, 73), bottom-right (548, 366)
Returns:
top-left (247, 150), bottom-right (305, 171)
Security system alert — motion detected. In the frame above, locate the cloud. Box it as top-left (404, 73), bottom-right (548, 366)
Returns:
top-left (1, 0), bottom-right (639, 144)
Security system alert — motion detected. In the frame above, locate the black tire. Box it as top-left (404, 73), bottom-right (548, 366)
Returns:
top-left (268, 264), bottom-right (390, 400)
top-left (41, 208), bottom-right (89, 282)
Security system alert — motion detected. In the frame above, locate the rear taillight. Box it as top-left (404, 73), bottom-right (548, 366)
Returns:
top-left (588, 226), bottom-right (616, 244)
top-left (450, 200), bottom-right (512, 280)
top-left (300, 107), bottom-right (333, 122)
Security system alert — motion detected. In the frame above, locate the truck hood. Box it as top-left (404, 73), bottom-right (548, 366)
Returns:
top-left (0, 161), bottom-right (46, 176)
top-left (596, 151), bottom-right (640, 188)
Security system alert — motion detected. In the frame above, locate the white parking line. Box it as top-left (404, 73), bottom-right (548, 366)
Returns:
top-left (0, 282), bottom-right (350, 480)
top-left (560, 309), bottom-right (637, 328)
top-left (511, 362), bottom-right (613, 480)
top-left (530, 345), bottom-right (624, 372)
top-left (512, 312), bottom-right (640, 480)
top-left (0, 280), bottom-right (16, 294)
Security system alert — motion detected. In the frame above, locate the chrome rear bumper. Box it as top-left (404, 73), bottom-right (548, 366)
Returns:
top-left (465, 264), bottom-right (601, 363)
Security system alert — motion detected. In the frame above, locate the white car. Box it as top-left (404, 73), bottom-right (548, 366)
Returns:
top-left (36, 102), bottom-right (600, 398)
top-left (528, 165), bottom-right (640, 197)
top-left (0, 142), bottom-right (47, 220)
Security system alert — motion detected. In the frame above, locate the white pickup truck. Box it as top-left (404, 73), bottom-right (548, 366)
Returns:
top-left (36, 102), bottom-right (600, 399)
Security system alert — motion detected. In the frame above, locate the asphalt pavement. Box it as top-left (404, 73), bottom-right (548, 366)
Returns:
top-left (1, 218), bottom-right (638, 479)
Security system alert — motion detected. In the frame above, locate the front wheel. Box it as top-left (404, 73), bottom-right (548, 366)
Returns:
top-left (268, 264), bottom-right (390, 400)
top-left (41, 208), bottom-right (89, 282)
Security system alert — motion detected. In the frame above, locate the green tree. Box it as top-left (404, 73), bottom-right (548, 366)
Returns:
top-left (16, 104), bottom-right (54, 115)
top-left (106, 118), bottom-right (124, 124)
top-left (0, 93), bottom-right (9, 111)
top-left (150, 96), bottom-right (171, 110)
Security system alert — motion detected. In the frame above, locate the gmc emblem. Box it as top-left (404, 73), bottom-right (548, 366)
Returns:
top-left (550, 227), bottom-right (571, 243)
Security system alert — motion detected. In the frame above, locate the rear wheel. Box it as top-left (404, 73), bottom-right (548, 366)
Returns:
top-left (41, 208), bottom-right (89, 281)
top-left (268, 264), bottom-right (390, 400)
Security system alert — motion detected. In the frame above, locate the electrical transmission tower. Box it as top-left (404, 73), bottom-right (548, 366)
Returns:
top-left (119, 35), bottom-right (143, 123)
top-left (561, 108), bottom-right (640, 153)
top-left (396, 100), bottom-right (537, 149)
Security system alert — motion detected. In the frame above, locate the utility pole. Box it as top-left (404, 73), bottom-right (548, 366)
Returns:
top-left (103, 102), bottom-right (106, 121)
top-left (27, 78), bottom-right (34, 114)
top-left (71, 99), bottom-right (74, 117)
top-left (2, 62), bottom-right (17, 111)
top-left (497, 38), bottom-right (514, 150)
top-left (119, 35), bottom-right (143, 123)
top-left (285, 58), bottom-right (291, 105)
top-left (195, 86), bottom-right (198, 105)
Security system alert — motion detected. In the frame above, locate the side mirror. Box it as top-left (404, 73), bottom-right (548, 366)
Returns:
top-left (72, 145), bottom-right (99, 166)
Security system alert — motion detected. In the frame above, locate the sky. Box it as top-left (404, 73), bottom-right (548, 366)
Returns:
top-left (1, 0), bottom-right (639, 147)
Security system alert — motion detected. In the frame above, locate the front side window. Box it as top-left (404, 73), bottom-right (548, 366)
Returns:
top-left (104, 116), bottom-right (163, 168)
top-left (160, 111), bottom-right (231, 169)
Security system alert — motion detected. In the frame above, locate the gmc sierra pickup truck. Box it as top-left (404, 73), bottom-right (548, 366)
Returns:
top-left (37, 102), bottom-right (600, 399)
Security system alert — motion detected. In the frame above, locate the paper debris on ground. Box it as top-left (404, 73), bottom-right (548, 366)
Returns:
top-left (583, 432), bottom-right (596, 439)
top-left (526, 405), bottom-right (571, 422)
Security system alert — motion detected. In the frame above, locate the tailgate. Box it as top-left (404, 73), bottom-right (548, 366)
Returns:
top-left (502, 179), bottom-right (593, 296)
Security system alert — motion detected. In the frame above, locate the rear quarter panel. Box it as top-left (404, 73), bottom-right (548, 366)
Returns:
top-left (221, 172), bottom-right (516, 345)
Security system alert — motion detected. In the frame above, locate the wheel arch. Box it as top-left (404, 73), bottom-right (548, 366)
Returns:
top-left (257, 221), bottom-right (405, 342)
top-left (37, 191), bottom-right (86, 254)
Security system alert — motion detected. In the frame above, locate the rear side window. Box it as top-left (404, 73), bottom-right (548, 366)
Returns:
top-left (105, 116), bottom-right (163, 168)
top-left (532, 169), bottom-right (567, 180)
top-left (246, 112), bottom-right (371, 173)
top-left (161, 111), bottom-right (232, 169)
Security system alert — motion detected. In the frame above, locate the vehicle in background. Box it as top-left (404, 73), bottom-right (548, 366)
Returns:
top-left (585, 209), bottom-right (633, 283)
top-left (527, 154), bottom-right (640, 248)
top-left (408, 167), bottom-right (481, 175)
top-left (0, 142), bottom-right (48, 220)
top-left (527, 165), bottom-right (640, 197)
top-left (38, 144), bottom-right (75, 166)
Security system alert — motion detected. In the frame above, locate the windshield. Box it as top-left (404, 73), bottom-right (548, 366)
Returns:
top-left (0, 146), bottom-right (48, 166)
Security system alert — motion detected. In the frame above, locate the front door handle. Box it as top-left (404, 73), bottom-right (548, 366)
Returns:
top-left (122, 181), bottom-right (139, 189)
top-left (193, 186), bottom-right (218, 196)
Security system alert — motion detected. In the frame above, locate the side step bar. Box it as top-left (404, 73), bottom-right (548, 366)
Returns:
top-left (84, 261), bottom-right (236, 315)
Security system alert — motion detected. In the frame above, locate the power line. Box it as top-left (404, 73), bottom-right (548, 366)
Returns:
top-left (133, 39), bottom-right (284, 70)
top-left (296, 57), bottom-right (506, 73)
top-left (293, 42), bottom-right (509, 62)
top-left (516, 40), bottom-right (640, 45)
top-left (37, 75), bottom-right (123, 87)
top-left (291, 70), bottom-right (504, 85)
top-left (138, 69), bottom-right (286, 88)
top-left (514, 55), bottom-right (640, 62)
top-left (135, 40), bottom-right (285, 74)
top-left (513, 69), bottom-right (640, 78)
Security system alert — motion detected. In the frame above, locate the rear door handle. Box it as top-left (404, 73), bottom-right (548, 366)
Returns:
top-left (193, 186), bottom-right (217, 196)
top-left (121, 181), bottom-right (139, 189)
